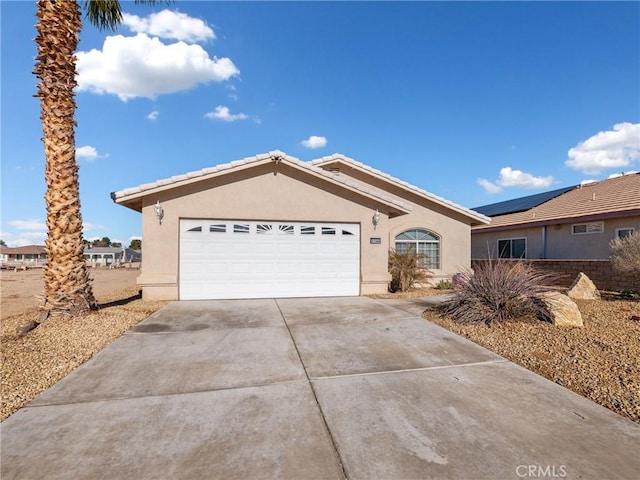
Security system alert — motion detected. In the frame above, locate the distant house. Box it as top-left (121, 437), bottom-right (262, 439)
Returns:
top-left (472, 173), bottom-right (640, 260)
top-left (0, 245), bottom-right (47, 267)
top-left (84, 247), bottom-right (141, 267)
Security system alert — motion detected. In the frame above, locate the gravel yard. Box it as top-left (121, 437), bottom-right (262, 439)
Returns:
top-left (1, 269), bottom-right (166, 420)
top-left (422, 290), bottom-right (640, 424)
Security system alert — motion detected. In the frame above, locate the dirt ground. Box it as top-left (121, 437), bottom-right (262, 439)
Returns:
top-left (1, 267), bottom-right (166, 420)
top-left (1, 268), bottom-right (140, 319)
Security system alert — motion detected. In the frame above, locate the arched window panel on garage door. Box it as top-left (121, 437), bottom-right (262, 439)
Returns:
top-left (395, 228), bottom-right (440, 269)
top-left (179, 219), bottom-right (361, 299)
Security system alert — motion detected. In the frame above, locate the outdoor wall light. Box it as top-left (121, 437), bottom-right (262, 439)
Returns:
top-left (154, 200), bottom-right (164, 225)
top-left (372, 209), bottom-right (381, 229)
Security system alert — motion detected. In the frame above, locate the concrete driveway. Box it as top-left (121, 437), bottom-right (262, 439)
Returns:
top-left (1, 296), bottom-right (638, 479)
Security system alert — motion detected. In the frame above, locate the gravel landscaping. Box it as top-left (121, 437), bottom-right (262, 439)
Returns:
top-left (1, 270), bottom-right (166, 420)
top-left (3, 275), bottom-right (639, 425)
top-left (422, 290), bottom-right (640, 424)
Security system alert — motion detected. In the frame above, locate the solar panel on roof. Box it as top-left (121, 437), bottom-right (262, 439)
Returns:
top-left (473, 185), bottom-right (576, 217)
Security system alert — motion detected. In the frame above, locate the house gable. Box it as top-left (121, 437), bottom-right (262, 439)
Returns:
top-left (311, 154), bottom-right (489, 226)
top-left (113, 151), bottom-right (412, 216)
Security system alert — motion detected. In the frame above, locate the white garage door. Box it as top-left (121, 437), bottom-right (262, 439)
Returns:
top-left (179, 219), bottom-right (360, 300)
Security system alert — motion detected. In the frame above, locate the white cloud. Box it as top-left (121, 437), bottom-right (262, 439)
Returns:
top-left (147, 110), bottom-right (159, 120)
top-left (3, 223), bottom-right (47, 247)
top-left (496, 167), bottom-right (554, 189)
top-left (566, 122), bottom-right (640, 174)
top-left (76, 34), bottom-right (239, 101)
top-left (122, 10), bottom-right (215, 43)
top-left (76, 145), bottom-right (108, 161)
top-left (226, 84), bottom-right (239, 101)
top-left (478, 167), bottom-right (554, 194)
top-left (476, 178), bottom-right (502, 194)
top-left (10, 219), bottom-right (46, 230)
top-left (608, 170), bottom-right (638, 179)
top-left (301, 136), bottom-right (328, 149)
top-left (129, 235), bottom-right (142, 242)
top-left (83, 222), bottom-right (105, 232)
top-left (18, 232), bottom-right (47, 241)
top-left (10, 235), bottom-right (47, 247)
top-left (204, 105), bottom-right (248, 122)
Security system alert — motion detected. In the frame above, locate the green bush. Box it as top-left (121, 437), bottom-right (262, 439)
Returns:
top-left (388, 249), bottom-right (431, 292)
top-left (434, 279), bottom-right (455, 290)
top-left (439, 260), bottom-right (555, 326)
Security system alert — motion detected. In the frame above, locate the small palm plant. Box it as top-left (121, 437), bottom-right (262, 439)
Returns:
top-left (388, 248), bottom-right (431, 292)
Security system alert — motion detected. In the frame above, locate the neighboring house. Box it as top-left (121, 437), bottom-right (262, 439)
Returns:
top-left (0, 245), bottom-right (47, 267)
top-left (112, 151), bottom-right (489, 300)
top-left (84, 247), bottom-right (141, 267)
top-left (472, 173), bottom-right (640, 260)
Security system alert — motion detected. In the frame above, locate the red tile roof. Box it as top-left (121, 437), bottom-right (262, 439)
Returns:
top-left (1, 245), bottom-right (46, 255)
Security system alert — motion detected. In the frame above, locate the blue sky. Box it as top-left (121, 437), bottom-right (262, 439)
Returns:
top-left (1, 1), bottom-right (639, 247)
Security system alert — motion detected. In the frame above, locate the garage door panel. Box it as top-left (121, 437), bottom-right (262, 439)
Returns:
top-left (179, 220), bottom-right (360, 300)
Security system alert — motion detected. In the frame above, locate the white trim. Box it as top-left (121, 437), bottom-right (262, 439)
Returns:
top-left (394, 228), bottom-right (441, 270)
top-left (311, 154), bottom-right (490, 225)
top-left (113, 151), bottom-right (412, 214)
top-left (615, 227), bottom-right (635, 239)
top-left (571, 221), bottom-right (604, 235)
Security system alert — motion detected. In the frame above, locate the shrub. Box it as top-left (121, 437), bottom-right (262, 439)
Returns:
top-left (610, 232), bottom-right (640, 275)
top-left (388, 249), bottom-right (431, 292)
top-left (439, 260), bottom-right (555, 326)
top-left (434, 279), bottom-right (455, 290)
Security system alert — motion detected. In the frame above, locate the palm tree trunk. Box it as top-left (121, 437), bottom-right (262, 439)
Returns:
top-left (34, 0), bottom-right (97, 317)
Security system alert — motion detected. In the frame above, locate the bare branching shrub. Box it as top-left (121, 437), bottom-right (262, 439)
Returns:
top-left (440, 260), bottom-right (555, 326)
top-left (610, 232), bottom-right (640, 275)
top-left (388, 249), bottom-right (431, 292)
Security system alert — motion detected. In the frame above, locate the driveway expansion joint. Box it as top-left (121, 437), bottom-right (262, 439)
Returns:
top-left (27, 379), bottom-right (312, 409)
top-left (309, 358), bottom-right (510, 381)
top-left (274, 299), bottom-right (349, 480)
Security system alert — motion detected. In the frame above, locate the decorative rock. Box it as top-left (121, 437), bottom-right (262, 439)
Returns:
top-left (537, 292), bottom-right (584, 327)
top-left (567, 272), bottom-right (601, 300)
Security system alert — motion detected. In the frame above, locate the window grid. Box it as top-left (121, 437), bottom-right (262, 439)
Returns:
top-left (572, 222), bottom-right (604, 235)
top-left (395, 229), bottom-right (440, 269)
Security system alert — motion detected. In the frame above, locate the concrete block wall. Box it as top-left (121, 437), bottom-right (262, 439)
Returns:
top-left (472, 259), bottom-right (640, 292)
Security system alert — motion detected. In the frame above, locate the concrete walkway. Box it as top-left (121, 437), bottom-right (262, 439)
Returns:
top-left (1, 296), bottom-right (638, 479)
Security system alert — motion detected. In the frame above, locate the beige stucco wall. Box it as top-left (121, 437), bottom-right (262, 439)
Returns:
top-left (135, 162), bottom-right (476, 299)
top-left (472, 216), bottom-right (639, 260)
top-left (472, 226), bottom-right (544, 259)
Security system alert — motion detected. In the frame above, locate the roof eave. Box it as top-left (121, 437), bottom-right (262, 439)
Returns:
top-left (473, 209), bottom-right (640, 233)
top-left (112, 152), bottom-right (413, 215)
top-left (312, 155), bottom-right (490, 225)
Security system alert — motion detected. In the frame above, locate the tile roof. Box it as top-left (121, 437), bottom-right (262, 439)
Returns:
top-left (112, 150), bottom-right (490, 224)
top-left (474, 173), bottom-right (640, 231)
top-left (84, 247), bottom-right (127, 254)
top-left (311, 154), bottom-right (490, 225)
top-left (112, 151), bottom-right (414, 213)
top-left (1, 245), bottom-right (46, 255)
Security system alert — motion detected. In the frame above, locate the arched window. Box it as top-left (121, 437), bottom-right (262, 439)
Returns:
top-left (395, 229), bottom-right (440, 269)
